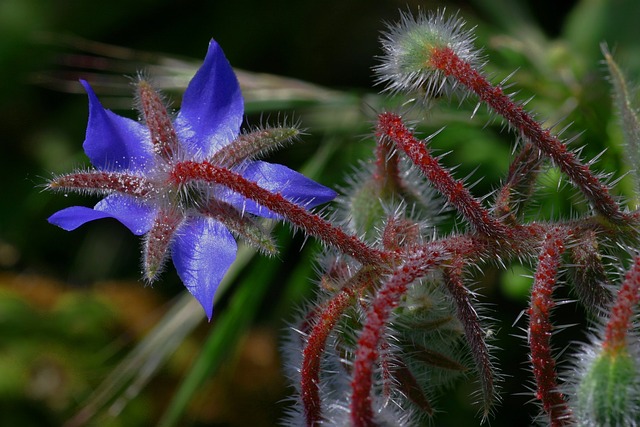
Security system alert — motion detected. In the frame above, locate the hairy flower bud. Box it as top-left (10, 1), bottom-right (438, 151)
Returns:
top-left (375, 9), bottom-right (480, 99)
top-left (575, 347), bottom-right (640, 426)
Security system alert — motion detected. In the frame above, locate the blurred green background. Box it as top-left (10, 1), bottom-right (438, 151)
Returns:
top-left (2, 0), bottom-right (640, 425)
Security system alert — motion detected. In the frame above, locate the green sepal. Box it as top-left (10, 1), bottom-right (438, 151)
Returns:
top-left (577, 348), bottom-right (640, 426)
top-left (348, 179), bottom-right (388, 241)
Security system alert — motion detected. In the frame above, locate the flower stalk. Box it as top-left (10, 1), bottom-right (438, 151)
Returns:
top-left (170, 160), bottom-right (389, 266)
top-left (427, 46), bottom-right (627, 224)
top-left (350, 245), bottom-right (445, 426)
top-left (377, 112), bottom-right (511, 239)
top-left (603, 256), bottom-right (640, 352)
top-left (529, 228), bottom-right (573, 425)
top-left (443, 261), bottom-right (496, 418)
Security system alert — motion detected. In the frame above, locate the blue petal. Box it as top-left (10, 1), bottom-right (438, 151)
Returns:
top-left (81, 80), bottom-right (154, 171)
top-left (222, 161), bottom-right (337, 218)
top-left (171, 217), bottom-right (237, 319)
top-left (94, 194), bottom-right (157, 235)
top-left (48, 206), bottom-right (115, 231)
top-left (174, 39), bottom-right (243, 161)
top-left (48, 195), bottom-right (156, 236)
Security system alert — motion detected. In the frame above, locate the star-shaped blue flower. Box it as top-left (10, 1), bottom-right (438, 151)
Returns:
top-left (48, 39), bottom-right (336, 319)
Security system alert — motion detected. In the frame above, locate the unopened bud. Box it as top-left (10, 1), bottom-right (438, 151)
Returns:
top-left (576, 347), bottom-right (640, 426)
top-left (375, 9), bottom-right (480, 99)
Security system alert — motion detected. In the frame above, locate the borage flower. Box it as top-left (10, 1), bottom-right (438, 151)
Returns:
top-left (47, 39), bottom-right (336, 319)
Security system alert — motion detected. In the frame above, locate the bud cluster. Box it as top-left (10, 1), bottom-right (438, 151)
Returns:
top-left (282, 9), bottom-right (640, 427)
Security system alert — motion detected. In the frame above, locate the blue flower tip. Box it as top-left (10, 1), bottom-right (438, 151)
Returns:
top-left (195, 294), bottom-right (214, 320)
top-left (79, 79), bottom-right (94, 95)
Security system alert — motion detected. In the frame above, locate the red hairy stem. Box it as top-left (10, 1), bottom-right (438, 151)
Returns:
top-left (379, 340), bottom-right (394, 405)
top-left (302, 290), bottom-right (352, 427)
top-left (433, 202), bottom-right (636, 271)
top-left (414, 220), bottom-right (542, 270)
top-left (429, 46), bottom-right (626, 223)
top-left (350, 245), bottom-right (445, 427)
top-left (373, 138), bottom-right (402, 190)
top-left (443, 262), bottom-right (495, 417)
top-left (377, 112), bottom-right (511, 239)
top-left (494, 142), bottom-right (541, 222)
top-left (48, 171), bottom-right (154, 197)
top-left (415, 216), bottom-right (625, 276)
top-left (529, 228), bottom-right (573, 426)
top-left (170, 161), bottom-right (390, 266)
top-left (301, 268), bottom-right (380, 427)
top-left (603, 255), bottom-right (640, 352)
